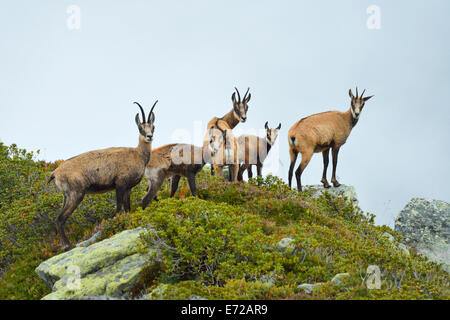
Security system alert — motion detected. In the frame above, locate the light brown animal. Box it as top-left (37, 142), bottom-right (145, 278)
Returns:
top-left (48, 101), bottom-right (157, 249)
top-left (142, 143), bottom-right (206, 208)
top-left (288, 88), bottom-right (373, 191)
top-left (237, 122), bottom-right (281, 181)
top-left (203, 87), bottom-right (251, 181)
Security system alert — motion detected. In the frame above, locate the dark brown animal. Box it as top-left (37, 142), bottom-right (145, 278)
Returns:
top-left (48, 101), bottom-right (157, 249)
top-left (288, 88), bottom-right (373, 191)
top-left (141, 143), bottom-right (206, 208)
top-left (237, 122), bottom-right (281, 181)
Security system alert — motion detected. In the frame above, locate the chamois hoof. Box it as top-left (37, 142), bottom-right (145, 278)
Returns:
top-left (321, 179), bottom-right (331, 188)
top-left (332, 181), bottom-right (341, 188)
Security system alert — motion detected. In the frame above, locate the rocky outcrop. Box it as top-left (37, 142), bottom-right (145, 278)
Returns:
top-left (395, 198), bottom-right (449, 272)
top-left (36, 228), bottom-right (154, 300)
top-left (305, 184), bottom-right (359, 208)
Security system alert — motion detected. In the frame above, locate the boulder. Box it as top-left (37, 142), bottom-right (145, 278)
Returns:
top-left (330, 273), bottom-right (350, 285)
top-left (395, 198), bottom-right (449, 272)
top-left (305, 184), bottom-right (359, 207)
top-left (36, 227), bottom-right (154, 299)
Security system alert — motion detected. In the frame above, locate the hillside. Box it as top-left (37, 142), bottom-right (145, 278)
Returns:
top-left (0, 142), bottom-right (448, 300)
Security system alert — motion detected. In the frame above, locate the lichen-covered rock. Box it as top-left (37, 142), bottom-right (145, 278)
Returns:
top-left (277, 237), bottom-right (295, 252)
top-left (36, 227), bottom-right (154, 300)
top-left (297, 283), bottom-right (324, 294)
top-left (305, 184), bottom-right (359, 207)
top-left (395, 198), bottom-right (449, 272)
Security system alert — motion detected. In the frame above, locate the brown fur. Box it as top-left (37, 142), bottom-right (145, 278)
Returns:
top-left (288, 89), bottom-right (373, 191)
top-left (49, 102), bottom-right (156, 249)
top-left (237, 122), bottom-right (280, 181)
top-left (203, 88), bottom-right (251, 181)
top-left (142, 144), bottom-right (205, 208)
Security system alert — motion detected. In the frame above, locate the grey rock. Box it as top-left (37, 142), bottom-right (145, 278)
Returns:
top-left (305, 184), bottom-right (359, 207)
top-left (395, 198), bottom-right (449, 271)
top-left (36, 227), bottom-right (155, 299)
top-left (297, 283), bottom-right (324, 294)
top-left (277, 238), bottom-right (295, 252)
top-left (76, 230), bottom-right (103, 247)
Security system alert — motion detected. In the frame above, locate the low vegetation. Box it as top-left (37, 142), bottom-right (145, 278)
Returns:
top-left (0, 142), bottom-right (448, 299)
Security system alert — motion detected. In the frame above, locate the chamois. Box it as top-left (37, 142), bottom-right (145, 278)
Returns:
top-left (288, 88), bottom-right (373, 191)
top-left (142, 143), bottom-right (205, 209)
top-left (205, 126), bottom-right (239, 181)
top-left (48, 101), bottom-right (157, 249)
top-left (203, 87), bottom-right (251, 180)
top-left (237, 122), bottom-right (281, 181)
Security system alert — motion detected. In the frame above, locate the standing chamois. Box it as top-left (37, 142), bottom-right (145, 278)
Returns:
top-left (203, 87), bottom-right (251, 181)
top-left (48, 101), bottom-right (157, 249)
top-left (237, 122), bottom-right (281, 181)
top-left (288, 88), bottom-right (373, 191)
top-left (142, 143), bottom-right (205, 208)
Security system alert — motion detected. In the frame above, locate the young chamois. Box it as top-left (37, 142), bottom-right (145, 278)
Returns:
top-left (141, 143), bottom-right (206, 209)
top-left (205, 125), bottom-right (239, 182)
top-left (288, 88), bottom-right (373, 191)
top-left (48, 101), bottom-right (157, 249)
top-left (237, 122), bottom-right (281, 181)
top-left (203, 87), bottom-right (251, 181)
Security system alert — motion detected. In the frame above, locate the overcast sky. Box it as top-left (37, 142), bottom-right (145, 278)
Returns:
top-left (1, 0), bottom-right (449, 226)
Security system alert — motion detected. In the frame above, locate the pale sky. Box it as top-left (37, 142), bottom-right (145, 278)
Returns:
top-left (1, 0), bottom-right (449, 226)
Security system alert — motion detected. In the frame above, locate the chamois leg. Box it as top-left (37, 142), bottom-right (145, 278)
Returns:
top-left (228, 164), bottom-right (238, 182)
top-left (56, 191), bottom-right (85, 250)
top-left (187, 173), bottom-right (197, 196)
top-left (288, 149), bottom-right (298, 189)
top-left (123, 189), bottom-right (132, 212)
top-left (321, 149), bottom-right (331, 188)
top-left (295, 151), bottom-right (313, 192)
top-left (142, 172), bottom-right (166, 209)
top-left (256, 163), bottom-right (262, 177)
top-left (210, 166), bottom-right (215, 176)
top-left (170, 175), bottom-right (181, 197)
top-left (237, 164), bottom-right (247, 182)
top-left (247, 165), bottom-right (253, 179)
top-left (331, 147), bottom-right (341, 187)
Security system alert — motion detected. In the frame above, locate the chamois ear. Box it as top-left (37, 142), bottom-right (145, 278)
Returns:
top-left (349, 89), bottom-right (354, 98)
top-left (245, 92), bottom-right (251, 103)
top-left (277, 123), bottom-right (281, 130)
top-left (363, 95), bottom-right (374, 102)
top-left (265, 121), bottom-right (269, 130)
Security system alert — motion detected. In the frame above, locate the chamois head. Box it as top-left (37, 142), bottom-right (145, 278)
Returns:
top-left (207, 128), bottom-right (228, 156)
top-left (232, 87), bottom-right (251, 123)
top-left (264, 121), bottom-right (281, 146)
top-left (348, 87), bottom-right (373, 119)
top-left (134, 101), bottom-right (157, 142)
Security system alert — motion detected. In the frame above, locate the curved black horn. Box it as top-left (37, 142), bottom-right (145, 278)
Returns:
top-left (355, 87), bottom-right (359, 98)
top-left (148, 100), bottom-right (158, 123)
top-left (134, 102), bottom-right (146, 123)
top-left (234, 87), bottom-right (241, 102)
top-left (243, 87), bottom-right (250, 101)
top-left (360, 89), bottom-right (366, 98)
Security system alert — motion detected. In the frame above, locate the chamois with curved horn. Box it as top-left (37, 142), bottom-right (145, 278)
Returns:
top-left (48, 100), bottom-right (158, 249)
top-left (203, 87), bottom-right (251, 180)
top-left (288, 87), bottom-right (373, 191)
top-left (237, 122), bottom-right (281, 181)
